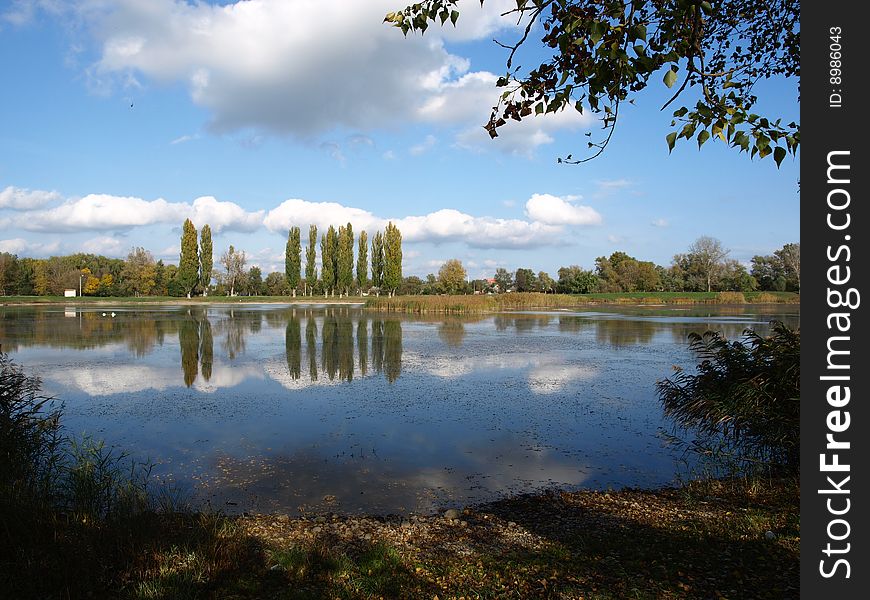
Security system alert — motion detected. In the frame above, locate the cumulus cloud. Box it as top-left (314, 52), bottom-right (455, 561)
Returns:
top-left (651, 218), bottom-right (669, 227)
top-left (524, 193), bottom-right (602, 226)
top-left (82, 236), bottom-right (124, 256)
top-left (0, 186), bottom-right (62, 210)
top-left (0, 237), bottom-right (60, 255)
top-left (15, 193), bottom-right (263, 233)
top-left (189, 196), bottom-right (264, 232)
top-left (63, 0), bottom-right (584, 153)
top-left (265, 194), bottom-right (598, 250)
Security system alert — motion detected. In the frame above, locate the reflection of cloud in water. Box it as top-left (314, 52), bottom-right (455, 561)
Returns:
top-left (193, 363), bottom-right (264, 392)
top-left (263, 359), bottom-right (374, 390)
top-left (57, 361), bottom-right (263, 396)
top-left (527, 364), bottom-right (598, 394)
top-left (67, 365), bottom-right (179, 396)
top-left (404, 350), bottom-right (599, 394)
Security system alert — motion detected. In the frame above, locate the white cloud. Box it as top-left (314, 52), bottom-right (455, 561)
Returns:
top-left (82, 236), bottom-right (124, 256)
top-left (0, 237), bottom-right (60, 256)
top-left (170, 133), bottom-right (199, 145)
top-left (189, 196), bottom-right (264, 233)
top-left (65, 0), bottom-right (582, 154)
top-left (15, 193), bottom-right (263, 233)
top-left (524, 193), bottom-right (602, 226)
top-left (651, 218), bottom-right (669, 227)
top-left (264, 199), bottom-right (381, 235)
top-left (265, 194), bottom-right (599, 250)
top-left (409, 134), bottom-right (437, 156)
top-left (0, 186), bottom-right (62, 210)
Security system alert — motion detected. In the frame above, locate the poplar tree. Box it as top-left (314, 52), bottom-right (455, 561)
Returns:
top-left (356, 230), bottom-right (368, 293)
top-left (199, 224), bottom-right (212, 297)
top-left (337, 222), bottom-right (354, 297)
top-left (305, 225), bottom-right (317, 296)
top-left (383, 221), bottom-right (402, 297)
top-left (371, 231), bottom-right (384, 293)
top-left (285, 226), bottom-right (302, 297)
top-left (321, 225), bottom-right (336, 297)
top-left (178, 218), bottom-right (199, 299)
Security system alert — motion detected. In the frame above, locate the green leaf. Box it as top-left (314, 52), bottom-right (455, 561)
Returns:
top-left (774, 146), bottom-right (787, 167)
top-left (697, 129), bottom-right (710, 148)
top-left (663, 68), bottom-right (678, 89)
top-left (700, 2), bottom-right (713, 15)
top-left (450, 9), bottom-right (459, 26)
top-left (666, 132), bottom-right (677, 153)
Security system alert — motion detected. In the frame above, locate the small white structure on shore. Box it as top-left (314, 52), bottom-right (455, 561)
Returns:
top-left (64, 289), bottom-right (76, 297)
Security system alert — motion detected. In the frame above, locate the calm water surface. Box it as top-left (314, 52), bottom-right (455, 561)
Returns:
top-left (1, 303), bottom-right (799, 515)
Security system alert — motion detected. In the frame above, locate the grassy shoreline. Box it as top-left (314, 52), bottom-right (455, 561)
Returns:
top-left (1, 291), bottom-right (799, 311)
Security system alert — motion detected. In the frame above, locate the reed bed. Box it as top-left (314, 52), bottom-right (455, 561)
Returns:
top-left (365, 291), bottom-right (799, 313)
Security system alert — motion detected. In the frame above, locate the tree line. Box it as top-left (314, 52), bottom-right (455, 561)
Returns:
top-left (407, 237), bottom-right (799, 296)
top-left (0, 219), bottom-right (404, 298)
top-left (0, 233), bottom-right (795, 298)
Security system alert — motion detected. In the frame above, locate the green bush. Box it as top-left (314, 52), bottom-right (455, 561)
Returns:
top-left (657, 322), bottom-right (799, 473)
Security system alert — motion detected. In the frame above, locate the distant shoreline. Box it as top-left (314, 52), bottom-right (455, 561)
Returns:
top-left (0, 291), bottom-right (799, 310)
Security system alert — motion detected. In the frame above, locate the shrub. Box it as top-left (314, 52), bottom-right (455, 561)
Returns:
top-left (657, 322), bottom-right (799, 473)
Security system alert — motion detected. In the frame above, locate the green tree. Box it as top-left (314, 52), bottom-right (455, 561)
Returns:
top-left (687, 236), bottom-right (729, 293)
top-left (121, 247), bottom-right (157, 297)
top-left (220, 245), bottom-right (246, 297)
top-left (285, 226), bottom-right (302, 297)
top-left (557, 265), bottom-right (599, 294)
top-left (438, 259), bottom-right (467, 294)
top-left (248, 266), bottom-right (263, 296)
top-left (305, 225), bottom-right (318, 296)
top-left (774, 243), bottom-right (800, 291)
top-left (383, 222), bottom-right (403, 296)
top-left (356, 230), bottom-right (368, 293)
top-left (493, 267), bottom-right (512, 293)
top-left (199, 224), bottom-right (213, 297)
top-left (538, 271), bottom-right (555, 293)
top-left (178, 218), bottom-right (199, 298)
top-left (371, 231), bottom-right (385, 292)
top-left (388, 0), bottom-right (799, 166)
top-left (265, 271), bottom-right (289, 296)
top-left (321, 225), bottom-right (337, 297)
top-left (514, 268), bottom-right (537, 292)
top-left (337, 223), bottom-right (354, 296)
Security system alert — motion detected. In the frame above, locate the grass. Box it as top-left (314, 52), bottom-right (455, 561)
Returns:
top-left (366, 291), bottom-right (799, 313)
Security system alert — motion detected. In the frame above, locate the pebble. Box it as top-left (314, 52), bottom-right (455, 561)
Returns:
top-left (444, 508), bottom-right (462, 520)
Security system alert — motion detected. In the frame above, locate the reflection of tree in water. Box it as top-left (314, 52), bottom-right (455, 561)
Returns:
top-left (383, 320), bottom-right (402, 383)
top-left (305, 312), bottom-right (318, 381)
top-left (371, 319), bottom-right (384, 374)
top-left (437, 319), bottom-right (466, 347)
top-left (178, 316), bottom-right (199, 387)
top-left (558, 316), bottom-right (590, 334)
top-left (321, 311), bottom-right (338, 380)
top-left (219, 309), bottom-right (247, 359)
top-left (124, 317), bottom-right (159, 358)
top-left (199, 312), bottom-right (213, 382)
top-left (492, 315), bottom-right (551, 333)
top-left (248, 312), bottom-right (263, 334)
top-left (595, 318), bottom-right (658, 347)
top-left (357, 318), bottom-right (368, 376)
top-left (285, 311), bottom-right (301, 380)
top-left (337, 315), bottom-right (354, 382)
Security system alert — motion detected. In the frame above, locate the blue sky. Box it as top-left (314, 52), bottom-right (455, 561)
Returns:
top-left (0, 0), bottom-right (799, 280)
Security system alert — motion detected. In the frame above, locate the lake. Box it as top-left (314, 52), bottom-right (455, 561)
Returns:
top-left (0, 303), bottom-right (799, 515)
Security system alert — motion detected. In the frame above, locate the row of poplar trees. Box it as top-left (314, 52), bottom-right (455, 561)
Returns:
top-left (284, 222), bottom-right (402, 297)
top-left (178, 218), bottom-right (213, 298)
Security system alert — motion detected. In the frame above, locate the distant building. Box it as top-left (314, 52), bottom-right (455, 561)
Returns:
top-left (64, 289), bottom-right (76, 297)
